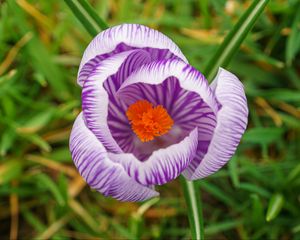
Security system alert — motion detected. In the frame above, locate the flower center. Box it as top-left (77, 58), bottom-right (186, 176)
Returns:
top-left (126, 100), bottom-right (174, 142)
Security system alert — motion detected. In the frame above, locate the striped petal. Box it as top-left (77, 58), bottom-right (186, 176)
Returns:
top-left (108, 127), bottom-right (198, 185)
top-left (70, 113), bottom-right (159, 201)
top-left (78, 24), bottom-right (187, 86)
top-left (82, 50), bottom-right (151, 153)
top-left (118, 59), bottom-right (218, 161)
top-left (117, 76), bottom-right (216, 161)
top-left (183, 68), bottom-right (248, 180)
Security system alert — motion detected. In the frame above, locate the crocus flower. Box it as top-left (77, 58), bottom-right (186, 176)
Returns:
top-left (70, 24), bottom-right (248, 201)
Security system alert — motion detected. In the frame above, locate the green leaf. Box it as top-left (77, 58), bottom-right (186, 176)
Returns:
top-left (203, 0), bottom-right (270, 81)
top-left (266, 193), bottom-right (284, 222)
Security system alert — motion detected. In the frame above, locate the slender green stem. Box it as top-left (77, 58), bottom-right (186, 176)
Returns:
top-left (203, 0), bottom-right (270, 81)
top-left (180, 176), bottom-right (204, 240)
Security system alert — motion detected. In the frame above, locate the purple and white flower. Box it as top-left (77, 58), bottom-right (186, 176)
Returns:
top-left (70, 24), bottom-right (248, 201)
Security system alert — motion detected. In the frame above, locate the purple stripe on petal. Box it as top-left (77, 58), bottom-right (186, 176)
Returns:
top-left (118, 59), bottom-right (219, 114)
top-left (116, 60), bottom-right (218, 161)
top-left (183, 68), bottom-right (249, 180)
top-left (70, 113), bottom-right (159, 202)
top-left (77, 24), bottom-right (188, 86)
top-left (108, 127), bottom-right (198, 185)
top-left (117, 77), bottom-right (217, 160)
top-left (82, 50), bottom-right (151, 153)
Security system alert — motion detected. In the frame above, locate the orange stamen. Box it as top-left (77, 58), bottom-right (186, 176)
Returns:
top-left (126, 100), bottom-right (174, 142)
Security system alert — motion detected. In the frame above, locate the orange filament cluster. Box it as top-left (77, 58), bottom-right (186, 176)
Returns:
top-left (126, 100), bottom-right (174, 142)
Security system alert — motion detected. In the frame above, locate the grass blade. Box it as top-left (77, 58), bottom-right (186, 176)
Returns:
top-left (64, 0), bottom-right (107, 36)
top-left (77, 0), bottom-right (109, 30)
top-left (266, 193), bottom-right (284, 222)
top-left (203, 0), bottom-right (270, 81)
top-left (36, 174), bottom-right (66, 206)
top-left (285, 3), bottom-right (300, 66)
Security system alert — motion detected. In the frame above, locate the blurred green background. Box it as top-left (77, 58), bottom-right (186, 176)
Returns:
top-left (1, 0), bottom-right (300, 239)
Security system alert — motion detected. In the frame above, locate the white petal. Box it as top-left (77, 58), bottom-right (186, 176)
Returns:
top-left (70, 113), bottom-right (159, 201)
top-left (82, 50), bottom-right (151, 153)
top-left (78, 23), bottom-right (187, 86)
top-left (183, 68), bottom-right (248, 180)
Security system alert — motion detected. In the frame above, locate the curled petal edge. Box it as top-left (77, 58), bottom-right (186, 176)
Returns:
top-left (183, 68), bottom-right (249, 180)
top-left (69, 113), bottom-right (159, 202)
top-left (78, 23), bottom-right (188, 86)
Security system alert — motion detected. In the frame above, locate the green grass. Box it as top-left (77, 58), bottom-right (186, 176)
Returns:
top-left (1, 0), bottom-right (300, 239)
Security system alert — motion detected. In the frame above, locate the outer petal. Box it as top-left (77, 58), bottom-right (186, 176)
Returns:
top-left (78, 23), bottom-right (188, 86)
top-left (70, 113), bottom-right (159, 201)
top-left (82, 50), bottom-right (151, 153)
top-left (108, 128), bottom-right (199, 186)
top-left (183, 68), bottom-right (248, 180)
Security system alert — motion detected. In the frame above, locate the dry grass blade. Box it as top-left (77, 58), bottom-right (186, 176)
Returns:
top-left (0, 32), bottom-right (33, 76)
top-left (37, 214), bottom-right (72, 239)
top-left (42, 128), bottom-right (71, 143)
top-left (9, 181), bottom-right (19, 240)
top-left (61, 230), bottom-right (102, 240)
top-left (277, 102), bottom-right (300, 119)
top-left (255, 97), bottom-right (282, 126)
top-left (16, 0), bottom-right (53, 29)
top-left (68, 174), bottom-right (86, 198)
top-left (180, 28), bottom-right (223, 44)
top-left (26, 154), bottom-right (77, 177)
top-left (69, 199), bottom-right (99, 232)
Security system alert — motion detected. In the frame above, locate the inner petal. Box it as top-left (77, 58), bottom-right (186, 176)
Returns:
top-left (107, 77), bottom-right (217, 161)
